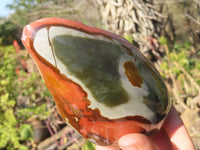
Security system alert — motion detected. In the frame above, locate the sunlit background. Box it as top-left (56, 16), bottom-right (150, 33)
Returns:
top-left (0, 0), bottom-right (200, 149)
top-left (0, 0), bottom-right (13, 17)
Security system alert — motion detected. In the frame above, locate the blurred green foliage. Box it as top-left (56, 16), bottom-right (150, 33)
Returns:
top-left (159, 37), bottom-right (200, 91)
top-left (159, 36), bottom-right (168, 46)
top-left (19, 124), bottom-right (33, 141)
top-left (0, 21), bottom-right (22, 45)
top-left (6, 0), bottom-right (78, 26)
top-left (0, 45), bottom-right (50, 149)
top-left (0, 46), bottom-right (28, 149)
top-left (124, 36), bottom-right (133, 44)
top-left (82, 141), bottom-right (96, 150)
top-left (0, 0), bottom-right (79, 47)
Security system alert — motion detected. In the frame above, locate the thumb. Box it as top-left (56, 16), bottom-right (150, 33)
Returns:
top-left (118, 133), bottom-right (158, 150)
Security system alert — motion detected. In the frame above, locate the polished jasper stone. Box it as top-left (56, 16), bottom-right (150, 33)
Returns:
top-left (21, 18), bottom-right (171, 146)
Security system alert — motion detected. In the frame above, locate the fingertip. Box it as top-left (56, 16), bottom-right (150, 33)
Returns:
top-left (96, 145), bottom-right (120, 150)
top-left (118, 133), bottom-right (158, 150)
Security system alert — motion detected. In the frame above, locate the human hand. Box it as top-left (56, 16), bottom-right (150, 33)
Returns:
top-left (96, 106), bottom-right (195, 150)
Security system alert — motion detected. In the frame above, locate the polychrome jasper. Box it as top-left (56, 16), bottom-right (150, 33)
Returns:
top-left (21, 18), bottom-right (171, 146)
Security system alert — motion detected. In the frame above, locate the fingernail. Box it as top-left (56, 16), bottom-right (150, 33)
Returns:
top-left (121, 145), bottom-right (140, 150)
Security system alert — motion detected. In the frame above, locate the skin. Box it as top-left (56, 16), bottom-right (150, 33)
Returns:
top-left (96, 106), bottom-right (195, 150)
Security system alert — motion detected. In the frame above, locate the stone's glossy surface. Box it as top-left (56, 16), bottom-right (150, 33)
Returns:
top-left (21, 18), bottom-right (171, 146)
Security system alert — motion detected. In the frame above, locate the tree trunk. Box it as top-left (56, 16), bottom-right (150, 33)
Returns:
top-left (95, 0), bottom-right (165, 64)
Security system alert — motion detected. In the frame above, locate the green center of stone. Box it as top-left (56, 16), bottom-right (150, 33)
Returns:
top-left (52, 35), bottom-right (129, 107)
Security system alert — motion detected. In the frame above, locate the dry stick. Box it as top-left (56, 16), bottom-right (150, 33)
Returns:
top-left (164, 45), bottom-right (189, 110)
top-left (190, 77), bottom-right (196, 96)
top-left (37, 126), bottom-right (74, 150)
top-left (21, 8), bottom-right (76, 18)
top-left (181, 74), bottom-right (191, 95)
top-left (45, 117), bottom-right (61, 150)
top-left (169, 70), bottom-right (189, 110)
top-left (154, 0), bottom-right (193, 4)
top-left (13, 7), bottom-right (76, 26)
top-left (9, 20), bottom-right (24, 29)
top-left (59, 133), bottom-right (83, 150)
top-left (185, 13), bottom-right (200, 26)
top-left (174, 62), bottom-right (200, 93)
